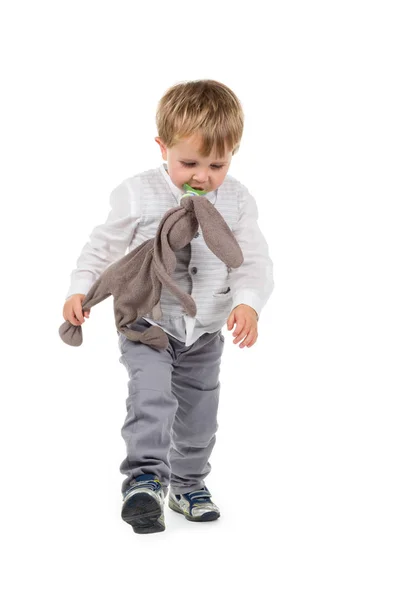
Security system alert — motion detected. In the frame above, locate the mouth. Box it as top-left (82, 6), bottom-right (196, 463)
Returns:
top-left (183, 183), bottom-right (209, 195)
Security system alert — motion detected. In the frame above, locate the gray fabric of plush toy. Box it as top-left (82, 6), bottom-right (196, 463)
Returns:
top-left (59, 190), bottom-right (244, 350)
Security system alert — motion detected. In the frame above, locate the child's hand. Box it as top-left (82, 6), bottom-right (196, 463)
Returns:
top-left (63, 294), bottom-right (90, 326)
top-left (226, 304), bottom-right (258, 348)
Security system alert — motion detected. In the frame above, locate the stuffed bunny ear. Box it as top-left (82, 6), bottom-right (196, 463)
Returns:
top-left (59, 321), bottom-right (83, 346)
top-left (118, 324), bottom-right (169, 349)
top-left (154, 205), bottom-right (186, 273)
top-left (80, 278), bottom-right (112, 312)
top-left (193, 198), bottom-right (243, 268)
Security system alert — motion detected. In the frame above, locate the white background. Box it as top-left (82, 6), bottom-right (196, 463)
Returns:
top-left (1, 1), bottom-right (399, 598)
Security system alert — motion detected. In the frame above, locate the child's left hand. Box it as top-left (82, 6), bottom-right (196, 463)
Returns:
top-left (226, 304), bottom-right (258, 348)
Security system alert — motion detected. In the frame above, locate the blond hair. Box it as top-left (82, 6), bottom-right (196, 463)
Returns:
top-left (156, 79), bottom-right (244, 158)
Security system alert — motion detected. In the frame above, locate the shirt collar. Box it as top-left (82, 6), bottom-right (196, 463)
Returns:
top-left (159, 162), bottom-right (217, 205)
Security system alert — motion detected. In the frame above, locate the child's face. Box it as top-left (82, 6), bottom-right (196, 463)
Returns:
top-left (155, 134), bottom-right (233, 193)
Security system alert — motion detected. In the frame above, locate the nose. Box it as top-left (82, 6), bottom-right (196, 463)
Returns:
top-left (192, 170), bottom-right (208, 184)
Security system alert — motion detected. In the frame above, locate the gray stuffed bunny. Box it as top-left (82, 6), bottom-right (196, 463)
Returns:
top-left (59, 189), bottom-right (243, 350)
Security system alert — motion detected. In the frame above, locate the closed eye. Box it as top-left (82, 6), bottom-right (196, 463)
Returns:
top-left (181, 161), bottom-right (224, 170)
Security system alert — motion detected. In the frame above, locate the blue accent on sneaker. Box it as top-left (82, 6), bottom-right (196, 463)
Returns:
top-left (135, 474), bottom-right (159, 482)
top-left (183, 487), bottom-right (212, 505)
top-left (123, 474), bottom-right (161, 499)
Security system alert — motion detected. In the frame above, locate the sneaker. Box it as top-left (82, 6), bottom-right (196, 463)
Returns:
top-left (168, 485), bottom-right (220, 522)
top-left (121, 474), bottom-right (165, 534)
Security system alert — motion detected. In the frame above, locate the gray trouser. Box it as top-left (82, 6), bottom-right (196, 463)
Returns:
top-left (118, 318), bottom-right (225, 496)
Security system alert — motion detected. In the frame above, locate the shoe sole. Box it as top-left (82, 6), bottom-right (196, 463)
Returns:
top-left (121, 492), bottom-right (165, 534)
top-left (168, 498), bottom-right (220, 522)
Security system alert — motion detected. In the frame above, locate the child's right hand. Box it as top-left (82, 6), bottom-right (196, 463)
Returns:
top-left (63, 294), bottom-right (91, 326)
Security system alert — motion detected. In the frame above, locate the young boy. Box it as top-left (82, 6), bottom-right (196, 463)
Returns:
top-left (62, 79), bottom-right (274, 534)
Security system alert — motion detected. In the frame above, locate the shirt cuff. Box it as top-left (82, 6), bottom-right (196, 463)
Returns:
top-left (231, 290), bottom-right (263, 319)
top-left (65, 278), bottom-right (96, 299)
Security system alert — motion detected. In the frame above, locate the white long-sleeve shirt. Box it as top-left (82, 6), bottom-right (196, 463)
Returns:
top-left (66, 163), bottom-right (274, 346)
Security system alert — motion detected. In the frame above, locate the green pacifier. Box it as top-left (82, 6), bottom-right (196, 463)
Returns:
top-left (183, 183), bottom-right (208, 196)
